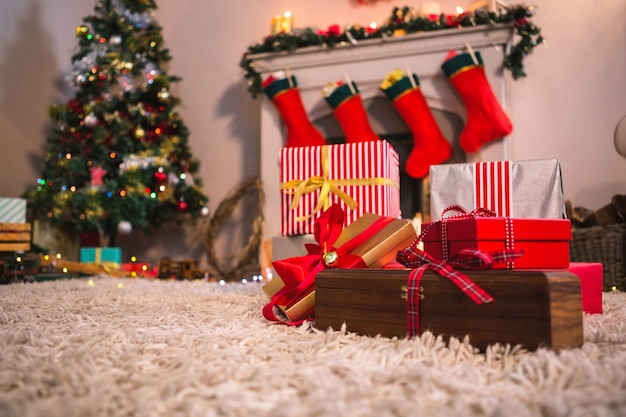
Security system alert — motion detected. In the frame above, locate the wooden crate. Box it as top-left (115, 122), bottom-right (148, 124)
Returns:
top-left (0, 223), bottom-right (31, 252)
top-left (315, 268), bottom-right (584, 352)
top-left (158, 259), bottom-right (198, 279)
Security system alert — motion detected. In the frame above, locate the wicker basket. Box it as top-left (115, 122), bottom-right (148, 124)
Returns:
top-left (569, 223), bottom-right (626, 291)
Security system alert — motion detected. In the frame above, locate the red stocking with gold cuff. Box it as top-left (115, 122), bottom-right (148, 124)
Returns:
top-left (441, 51), bottom-right (513, 153)
top-left (381, 69), bottom-right (452, 178)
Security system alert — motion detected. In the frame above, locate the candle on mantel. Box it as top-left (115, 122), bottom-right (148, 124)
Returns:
top-left (271, 14), bottom-right (282, 35)
top-left (281, 11), bottom-right (293, 34)
top-left (270, 11), bottom-right (293, 35)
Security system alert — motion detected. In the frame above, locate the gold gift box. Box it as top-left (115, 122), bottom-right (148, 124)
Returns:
top-left (263, 213), bottom-right (418, 322)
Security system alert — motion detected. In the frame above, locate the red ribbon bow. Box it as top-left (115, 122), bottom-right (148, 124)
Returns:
top-left (397, 205), bottom-right (524, 337)
top-left (317, 24), bottom-right (342, 38)
top-left (263, 204), bottom-right (393, 325)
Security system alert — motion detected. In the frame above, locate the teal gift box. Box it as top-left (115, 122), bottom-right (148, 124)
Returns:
top-left (80, 247), bottom-right (122, 266)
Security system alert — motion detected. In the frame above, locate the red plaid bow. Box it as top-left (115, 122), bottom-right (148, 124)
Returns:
top-left (397, 241), bottom-right (524, 337)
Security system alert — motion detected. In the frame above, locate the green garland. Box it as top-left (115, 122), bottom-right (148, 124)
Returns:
top-left (240, 4), bottom-right (543, 98)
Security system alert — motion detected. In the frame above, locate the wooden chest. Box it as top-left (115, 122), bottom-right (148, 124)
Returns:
top-left (315, 269), bottom-right (584, 351)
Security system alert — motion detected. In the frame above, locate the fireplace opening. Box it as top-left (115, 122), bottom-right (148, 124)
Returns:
top-left (312, 96), bottom-right (466, 220)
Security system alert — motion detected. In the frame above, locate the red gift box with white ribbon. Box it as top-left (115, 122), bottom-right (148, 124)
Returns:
top-left (279, 141), bottom-right (401, 236)
top-left (420, 206), bottom-right (572, 269)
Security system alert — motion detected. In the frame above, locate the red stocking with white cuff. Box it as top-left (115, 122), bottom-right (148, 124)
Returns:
top-left (441, 50), bottom-right (513, 153)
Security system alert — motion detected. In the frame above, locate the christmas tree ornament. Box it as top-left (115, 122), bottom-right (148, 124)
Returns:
top-left (134, 127), bottom-right (145, 138)
top-left (262, 71), bottom-right (327, 148)
top-left (441, 50), bottom-right (513, 153)
top-left (84, 112), bottom-right (98, 127)
top-left (381, 69), bottom-right (451, 178)
top-left (89, 166), bottom-right (107, 186)
top-left (157, 88), bottom-right (169, 100)
top-left (75, 25), bottom-right (88, 37)
top-left (177, 199), bottom-right (189, 213)
top-left (201, 206), bottom-right (210, 217)
top-left (322, 79), bottom-right (380, 143)
top-left (154, 167), bottom-right (167, 183)
top-left (117, 220), bottom-right (133, 235)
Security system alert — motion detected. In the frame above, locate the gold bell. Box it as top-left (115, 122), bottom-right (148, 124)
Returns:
top-left (322, 251), bottom-right (339, 268)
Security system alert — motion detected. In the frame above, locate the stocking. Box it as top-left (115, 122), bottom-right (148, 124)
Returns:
top-left (441, 50), bottom-right (513, 153)
top-left (262, 72), bottom-right (326, 148)
top-left (381, 69), bottom-right (452, 178)
top-left (323, 81), bottom-right (380, 143)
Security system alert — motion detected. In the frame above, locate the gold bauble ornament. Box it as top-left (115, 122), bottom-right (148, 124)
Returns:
top-left (135, 128), bottom-right (145, 138)
top-left (322, 251), bottom-right (339, 268)
top-left (76, 25), bottom-right (88, 37)
top-left (157, 88), bottom-right (170, 100)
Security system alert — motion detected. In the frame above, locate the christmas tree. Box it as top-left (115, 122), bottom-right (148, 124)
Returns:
top-left (24, 0), bottom-right (208, 246)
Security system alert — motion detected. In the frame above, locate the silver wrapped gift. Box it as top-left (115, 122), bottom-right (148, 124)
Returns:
top-left (429, 159), bottom-right (566, 221)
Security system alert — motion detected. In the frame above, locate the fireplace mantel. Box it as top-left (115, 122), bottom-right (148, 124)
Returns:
top-left (248, 24), bottom-right (514, 238)
top-left (249, 24), bottom-right (513, 73)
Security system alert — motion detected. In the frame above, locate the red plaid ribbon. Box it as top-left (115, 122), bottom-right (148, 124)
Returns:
top-left (397, 242), bottom-right (524, 337)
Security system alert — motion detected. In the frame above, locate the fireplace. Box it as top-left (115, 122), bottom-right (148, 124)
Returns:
top-left (247, 24), bottom-right (514, 238)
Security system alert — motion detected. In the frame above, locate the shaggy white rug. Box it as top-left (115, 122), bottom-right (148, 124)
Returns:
top-left (0, 277), bottom-right (625, 417)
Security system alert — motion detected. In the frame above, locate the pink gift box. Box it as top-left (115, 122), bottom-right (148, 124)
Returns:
top-left (567, 262), bottom-right (603, 314)
top-left (279, 141), bottom-right (401, 236)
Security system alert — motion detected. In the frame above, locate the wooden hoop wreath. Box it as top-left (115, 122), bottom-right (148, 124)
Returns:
top-left (200, 177), bottom-right (265, 281)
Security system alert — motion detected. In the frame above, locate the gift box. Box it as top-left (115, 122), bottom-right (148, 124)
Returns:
top-left (262, 273), bottom-right (316, 322)
top-left (279, 141), bottom-right (401, 236)
top-left (315, 268), bottom-right (584, 352)
top-left (429, 159), bottom-right (566, 221)
top-left (79, 247), bottom-right (122, 268)
top-left (0, 198), bottom-right (26, 223)
top-left (121, 262), bottom-right (152, 277)
top-left (421, 214), bottom-right (572, 269)
top-left (567, 262), bottom-right (603, 314)
top-left (263, 205), bottom-right (417, 323)
top-left (271, 235), bottom-right (316, 262)
top-left (0, 223), bottom-right (31, 252)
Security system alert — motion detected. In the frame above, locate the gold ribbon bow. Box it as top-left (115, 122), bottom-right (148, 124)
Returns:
top-left (280, 145), bottom-right (399, 222)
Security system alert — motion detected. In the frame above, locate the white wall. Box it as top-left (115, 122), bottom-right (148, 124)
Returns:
top-left (1, 0), bottom-right (624, 268)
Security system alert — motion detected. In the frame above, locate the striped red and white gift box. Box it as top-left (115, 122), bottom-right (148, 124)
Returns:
top-left (474, 161), bottom-right (512, 217)
top-left (279, 141), bottom-right (401, 236)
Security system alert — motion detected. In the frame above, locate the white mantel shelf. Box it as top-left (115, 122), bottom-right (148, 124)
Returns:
top-left (249, 24), bottom-right (515, 240)
top-left (248, 24), bottom-right (514, 74)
